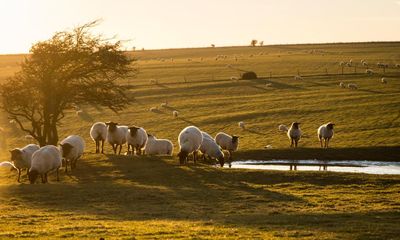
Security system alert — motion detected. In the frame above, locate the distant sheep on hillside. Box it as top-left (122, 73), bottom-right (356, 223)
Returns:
top-left (172, 110), bottom-right (179, 118)
top-left (366, 69), bottom-right (374, 75)
top-left (339, 82), bottom-right (345, 88)
top-left (238, 121), bottom-right (245, 130)
top-left (381, 78), bottom-right (387, 84)
top-left (348, 83), bottom-right (358, 90)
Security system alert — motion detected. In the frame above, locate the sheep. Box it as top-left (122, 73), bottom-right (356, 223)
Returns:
top-left (287, 122), bottom-right (302, 148)
top-left (360, 59), bottom-right (365, 63)
top-left (339, 61), bottom-right (345, 67)
top-left (144, 134), bottom-right (173, 156)
top-left (230, 76), bottom-right (239, 81)
top-left (238, 121), bottom-right (245, 130)
top-left (150, 107), bottom-right (158, 112)
top-left (362, 62), bottom-right (368, 67)
top-left (90, 122), bottom-right (107, 154)
top-left (339, 82), bottom-right (346, 88)
top-left (105, 121), bottom-right (128, 155)
top-left (149, 79), bottom-right (158, 84)
top-left (8, 144), bottom-right (40, 182)
top-left (126, 126), bottom-right (148, 155)
top-left (346, 62), bottom-right (352, 67)
top-left (215, 132), bottom-right (239, 168)
top-left (172, 110), bottom-right (179, 118)
top-left (59, 135), bottom-right (85, 173)
top-left (199, 131), bottom-right (224, 167)
top-left (264, 145), bottom-right (273, 149)
top-left (318, 122), bottom-right (335, 148)
top-left (178, 126), bottom-right (203, 165)
top-left (294, 75), bottom-right (303, 80)
top-left (396, 64), bottom-right (400, 68)
top-left (28, 145), bottom-right (62, 184)
top-left (24, 135), bottom-right (35, 143)
top-left (160, 101), bottom-right (168, 108)
top-left (278, 124), bottom-right (289, 132)
top-left (366, 69), bottom-right (374, 75)
top-left (381, 78), bottom-right (387, 84)
top-left (348, 83), bottom-right (358, 90)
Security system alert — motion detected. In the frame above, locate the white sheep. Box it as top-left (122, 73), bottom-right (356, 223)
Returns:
top-left (199, 131), bottom-right (224, 167)
top-left (126, 126), bottom-right (148, 155)
top-left (172, 110), bottom-right (179, 118)
top-left (238, 121), bottom-right (245, 130)
top-left (287, 122), bottom-right (302, 147)
top-left (366, 69), bottom-right (374, 74)
top-left (60, 135), bottom-right (85, 172)
top-left (230, 76), bottom-right (239, 81)
top-left (150, 107), bottom-right (158, 112)
top-left (396, 64), bottom-right (400, 68)
top-left (215, 132), bottom-right (239, 168)
top-left (339, 82), bottom-right (346, 88)
top-left (278, 124), bottom-right (289, 132)
top-left (362, 62), bottom-right (368, 67)
top-left (381, 78), bottom-right (387, 84)
top-left (178, 126), bottom-right (203, 165)
top-left (90, 122), bottom-right (107, 154)
top-left (318, 122), bottom-right (335, 148)
top-left (294, 75), bottom-right (303, 80)
top-left (7, 144), bottom-right (40, 182)
top-left (144, 134), bottom-right (173, 156)
top-left (348, 83), bottom-right (358, 90)
top-left (28, 145), bottom-right (62, 184)
top-left (160, 101), bottom-right (168, 108)
top-left (105, 121), bottom-right (128, 155)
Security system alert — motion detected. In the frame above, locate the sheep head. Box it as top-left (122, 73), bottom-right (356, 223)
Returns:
top-left (232, 136), bottom-right (239, 144)
top-left (217, 155), bottom-right (225, 167)
top-left (177, 150), bottom-right (188, 165)
top-left (60, 143), bottom-right (74, 158)
top-left (10, 149), bottom-right (23, 162)
top-left (129, 126), bottom-right (140, 137)
top-left (327, 123), bottom-right (335, 130)
top-left (28, 170), bottom-right (39, 184)
top-left (292, 122), bottom-right (300, 129)
top-left (105, 121), bottom-right (118, 132)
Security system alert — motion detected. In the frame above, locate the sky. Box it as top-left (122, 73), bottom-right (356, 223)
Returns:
top-left (0, 0), bottom-right (399, 54)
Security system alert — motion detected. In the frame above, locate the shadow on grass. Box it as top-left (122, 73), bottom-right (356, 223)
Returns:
top-left (2, 153), bottom-right (400, 238)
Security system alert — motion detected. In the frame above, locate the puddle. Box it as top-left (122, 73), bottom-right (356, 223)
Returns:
top-left (227, 160), bottom-right (400, 175)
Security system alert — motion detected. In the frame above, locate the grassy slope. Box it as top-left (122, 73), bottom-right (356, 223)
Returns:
top-left (0, 42), bottom-right (400, 239)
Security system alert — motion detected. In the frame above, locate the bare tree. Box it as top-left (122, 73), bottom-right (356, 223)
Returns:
top-left (0, 21), bottom-right (137, 146)
top-left (250, 39), bottom-right (258, 47)
top-left (259, 41), bottom-right (264, 46)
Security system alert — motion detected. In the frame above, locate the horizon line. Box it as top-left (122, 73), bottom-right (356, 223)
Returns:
top-left (1, 40), bottom-right (399, 56)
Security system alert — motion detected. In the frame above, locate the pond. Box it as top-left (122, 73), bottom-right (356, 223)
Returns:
top-left (227, 160), bottom-right (400, 175)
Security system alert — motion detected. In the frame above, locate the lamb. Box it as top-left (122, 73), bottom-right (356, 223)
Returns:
top-left (144, 134), bottom-right (173, 156)
top-left (178, 126), bottom-right (203, 165)
top-left (60, 135), bottom-right (85, 172)
top-left (348, 83), bottom-right (358, 90)
top-left (105, 121), bottom-right (128, 154)
top-left (8, 144), bottom-right (40, 182)
top-left (172, 110), bottom-right (179, 118)
top-left (287, 122), bottom-right (302, 147)
top-left (318, 122), bottom-right (335, 148)
top-left (238, 121), bottom-right (245, 130)
top-left (215, 132), bottom-right (239, 168)
top-left (126, 126), bottom-right (148, 155)
top-left (90, 122), bottom-right (107, 153)
top-left (339, 82), bottom-right (346, 88)
top-left (28, 145), bottom-right (62, 184)
top-left (278, 124), bottom-right (289, 132)
top-left (381, 78), bottom-right (387, 84)
top-left (199, 132), bottom-right (224, 167)
top-left (366, 69), bottom-right (374, 74)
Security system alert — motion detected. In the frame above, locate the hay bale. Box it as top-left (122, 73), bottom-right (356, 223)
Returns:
top-left (241, 71), bottom-right (257, 80)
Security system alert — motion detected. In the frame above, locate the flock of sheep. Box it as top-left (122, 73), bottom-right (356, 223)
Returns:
top-left (0, 122), bottom-right (241, 184)
top-left (0, 119), bottom-right (335, 184)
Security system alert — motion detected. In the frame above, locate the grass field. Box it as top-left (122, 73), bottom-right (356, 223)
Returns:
top-left (0, 42), bottom-right (400, 239)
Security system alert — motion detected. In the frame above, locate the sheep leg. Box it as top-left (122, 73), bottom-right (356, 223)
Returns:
top-left (228, 150), bottom-right (233, 168)
top-left (319, 138), bottom-right (323, 148)
top-left (111, 144), bottom-right (117, 154)
top-left (101, 140), bottom-right (105, 154)
top-left (44, 173), bottom-right (48, 183)
top-left (118, 145), bottom-right (122, 155)
top-left (290, 138), bottom-right (294, 147)
top-left (193, 151), bottom-right (198, 164)
top-left (127, 144), bottom-right (131, 155)
top-left (17, 169), bottom-right (21, 183)
top-left (56, 168), bottom-right (60, 181)
top-left (95, 140), bottom-right (99, 153)
top-left (41, 174), bottom-right (45, 183)
top-left (295, 139), bottom-right (298, 148)
top-left (326, 138), bottom-right (330, 148)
